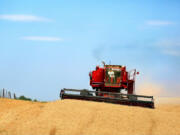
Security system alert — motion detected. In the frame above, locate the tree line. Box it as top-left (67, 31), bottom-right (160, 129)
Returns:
top-left (0, 88), bottom-right (38, 102)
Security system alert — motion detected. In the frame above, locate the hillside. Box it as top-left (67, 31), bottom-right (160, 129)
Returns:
top-left (0, 98), bottom-right (180, 135)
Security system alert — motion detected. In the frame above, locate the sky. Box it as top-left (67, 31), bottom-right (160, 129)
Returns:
top-left (0, 0), bottom-right (180, 101)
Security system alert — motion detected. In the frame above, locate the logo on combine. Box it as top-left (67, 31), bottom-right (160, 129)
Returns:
top-left (108, 71), bottom-right (115, 78)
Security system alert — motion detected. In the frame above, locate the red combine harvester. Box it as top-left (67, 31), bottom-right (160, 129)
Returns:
top-left (60, 63), bottom-right (154, 108)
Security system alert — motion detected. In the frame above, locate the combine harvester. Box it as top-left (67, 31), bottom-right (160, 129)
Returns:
top-left (60, 62), bottom-right (154, 108)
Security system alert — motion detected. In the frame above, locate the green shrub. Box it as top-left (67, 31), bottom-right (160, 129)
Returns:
top-left (18, 95), bottom-right (32, 101)
top-left (33, 99), bottom-right (38, 102)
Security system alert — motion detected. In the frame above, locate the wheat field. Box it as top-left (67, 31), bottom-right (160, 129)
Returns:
top-left (0, 98), bottom-right (180, 135)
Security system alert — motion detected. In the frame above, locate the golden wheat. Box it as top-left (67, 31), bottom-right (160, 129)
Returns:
top-left (0, 98), bottom-right (179, 135)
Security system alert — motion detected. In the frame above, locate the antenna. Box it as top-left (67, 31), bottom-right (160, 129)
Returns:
top-left (102, 61), bottom-right (105, 66)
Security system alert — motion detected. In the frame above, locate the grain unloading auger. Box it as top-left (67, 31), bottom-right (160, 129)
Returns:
top-left (60, 63), bottom-right (154, 108)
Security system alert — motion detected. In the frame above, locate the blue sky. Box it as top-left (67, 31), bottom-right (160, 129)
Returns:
top-left (0, 0), bottom-right (180, 100)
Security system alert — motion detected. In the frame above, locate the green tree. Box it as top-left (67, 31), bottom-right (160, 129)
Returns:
top-left (18, 95), bottom-right (32, 101)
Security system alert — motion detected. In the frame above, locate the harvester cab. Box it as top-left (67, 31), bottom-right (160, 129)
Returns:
top-left (89, 64), bottom-right (137, 95)
top-left (60, 63), bottom-right (154, 108)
